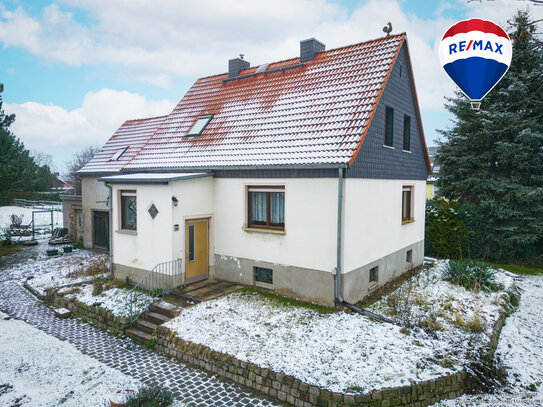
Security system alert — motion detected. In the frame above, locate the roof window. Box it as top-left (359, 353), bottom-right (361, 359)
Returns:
top-left (187, 115), bottom-right (213, 136)
top-left (110, 147), bottom-right (129, 161)
top-left (256, 63), bottom-right (269, 74)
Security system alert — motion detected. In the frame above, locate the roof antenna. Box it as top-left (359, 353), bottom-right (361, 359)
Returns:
top-left (239, 54), bottom-right (245, 60)
top-left (383, 22), bottom-right (392, 37)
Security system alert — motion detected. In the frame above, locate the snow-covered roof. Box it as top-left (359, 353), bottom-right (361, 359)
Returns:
top-left (78, 115), bottom-right (167, 174)
top-left (81, 33), bottom-right (430, 173)
top-left (99, 172), bottom-right (211, 184)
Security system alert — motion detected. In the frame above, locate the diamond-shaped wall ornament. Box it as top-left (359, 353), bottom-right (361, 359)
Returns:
top-left (148, 204), bottom-right (158, 219)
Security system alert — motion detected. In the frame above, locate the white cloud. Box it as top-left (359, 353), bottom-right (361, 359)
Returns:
top-left (4, 89), bottom-right (175, 171)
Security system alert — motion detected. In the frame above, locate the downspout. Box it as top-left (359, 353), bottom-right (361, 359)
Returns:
top-left (336, 166), bottom-right (345, 304)
top-left (106, 183), bottom-right (114, 278)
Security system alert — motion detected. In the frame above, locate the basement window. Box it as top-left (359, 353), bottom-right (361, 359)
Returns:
top-left (255, 266), bottom-right (273, 286)
top-left (406, 249), bottom-right (413, 263)
top-left (187, 115), bottom-right (213, 136)
top-left (110, 147), bottom-right (129, 161)
top-left (369, 266), bottom-right (379, 283)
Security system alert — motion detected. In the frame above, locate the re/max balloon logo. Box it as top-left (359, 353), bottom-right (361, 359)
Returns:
top-left (439, 18), bottom-right (512, 109)
top-left (448, 40), bottom-right (504, 55)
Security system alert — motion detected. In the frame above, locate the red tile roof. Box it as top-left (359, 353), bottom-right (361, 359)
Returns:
top-left (79, 115), bottom-right (167, 173)
top-left (125, 34), bottom-right (407, 170)
top-left (82, 33), bottom-right (429, 173)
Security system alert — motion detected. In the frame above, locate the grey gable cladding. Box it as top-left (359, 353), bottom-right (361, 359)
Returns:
top-left (215, 44), bottom-right (429, 180)
top-left (346, 44), bottom-right (429, 180)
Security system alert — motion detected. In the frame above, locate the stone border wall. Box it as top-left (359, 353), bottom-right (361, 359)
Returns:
top-left (45, 289), bottom-right (131, 336)
top-left (154, 324), bottom-right (467, 407)
top-left (25, 283), bottom-right (520, 407)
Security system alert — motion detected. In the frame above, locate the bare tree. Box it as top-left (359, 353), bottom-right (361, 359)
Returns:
top-left (65, 146), bottom-right (99, 194)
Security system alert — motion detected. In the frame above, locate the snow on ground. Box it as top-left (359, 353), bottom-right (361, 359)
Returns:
top-left (0, 313), bottom-right (140, 406)
top-left (367, 262), bottom-right (517, 369)
top-left (60, 284), bottom-right (154, 318)
top-left (20, 250), bottom-right (108, 295)
top-left (165, 290), bottom-right (456, 394)
top-left (0, 205), bottom-right (62, 229)
top-left (496, 275), bottom-right (543, 395)
top-left (432, 274), bottom-right (543, 406)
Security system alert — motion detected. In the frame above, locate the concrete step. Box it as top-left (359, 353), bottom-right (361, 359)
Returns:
top-left (148, 301), bottom-right (182, 319)
top-left (126, 328), bottom-right (153, 344)
top-left (142, 311), bottom-right (170, 326)
top-left (135, 319), bottom-right (158, 334)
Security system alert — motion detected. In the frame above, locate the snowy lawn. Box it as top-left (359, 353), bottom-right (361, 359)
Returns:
top-left (0, 311), bottom-right (139, 406)
top-left (164, 262), bottom-right (519, 394)
top-left (60, 283), bottom-right (155, 318)
top-left (165, 289), bottom-right (457, 394)
top-left (0, 205), bottom-right (62, 229)
top-left (432, 273), bottom-right (543, 406)
top-left (367, 261), bottom-right (518, 370)
top-left (22, 250), bottom-right (108, 295)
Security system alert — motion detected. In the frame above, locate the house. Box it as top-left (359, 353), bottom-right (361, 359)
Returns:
top-left (78, 34), bottom-right (431, 306)
top-left (426, 146), bottom-right (439, 199)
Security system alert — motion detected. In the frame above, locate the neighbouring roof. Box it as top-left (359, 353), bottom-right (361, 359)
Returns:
top-left (78, 115), bottom-right (168, 174)
top-left (80, 33), bottom-right (430, 174)
top-left (99, 172), bottom-right (211, 184)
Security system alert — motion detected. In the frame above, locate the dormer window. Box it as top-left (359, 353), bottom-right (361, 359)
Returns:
top-left (187, 115), bottom-right (213, 136)
top-left (110, 147), bottom-right (129, 161)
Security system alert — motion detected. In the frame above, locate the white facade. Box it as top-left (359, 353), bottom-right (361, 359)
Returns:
top-left (102, 174), bottom-right (425, 305)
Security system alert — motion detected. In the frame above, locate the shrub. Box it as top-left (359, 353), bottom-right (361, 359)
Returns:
top-left (73, 236), bottom-right (84, 249)
top-left (9, 214), bottom-right (24, 229)
top-left (92, 277), bottom-right (104, 296)
top-left (125, 385), bottom-right (174, 407)
top-left (425, 199), bottom-right (468, 259)
top-left (442, 260), bottom-right (500, 292)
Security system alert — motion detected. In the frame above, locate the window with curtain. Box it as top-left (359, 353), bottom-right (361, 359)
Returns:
top-left (248, 186), bottom-right (285, 230)
top-left (121, 191), bottom-right (137, 230)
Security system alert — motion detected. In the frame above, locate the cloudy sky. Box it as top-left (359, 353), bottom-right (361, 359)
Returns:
top-left (1, 0), bottom-right (541, 173)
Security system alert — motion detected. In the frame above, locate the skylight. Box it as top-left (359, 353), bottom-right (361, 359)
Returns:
top-left (187, 115), bottom-right (213, 136)
top-left (256, 63), bottom-right (269, 74)
top-left (110, 147), bottom-right (129, 161)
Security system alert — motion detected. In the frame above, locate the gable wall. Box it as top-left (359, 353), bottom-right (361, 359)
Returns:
top-left (346, 44), bottom-right (428, 180)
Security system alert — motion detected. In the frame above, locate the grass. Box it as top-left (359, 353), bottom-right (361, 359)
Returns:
top-left (0, 244), bottom-right (21, 258)
top-left (486, 263), bottom-right (543, 276)
top-left (240, 287), bottom-right (337, 314)
top-left (442, 260), bottom-right (500, 292)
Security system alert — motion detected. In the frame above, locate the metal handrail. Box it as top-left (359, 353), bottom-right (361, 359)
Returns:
top-left (125, 258), bottom-right (183, 324)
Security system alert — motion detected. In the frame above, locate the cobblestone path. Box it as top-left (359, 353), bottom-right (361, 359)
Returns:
top-left (0, 252), bottom-right (278, 407)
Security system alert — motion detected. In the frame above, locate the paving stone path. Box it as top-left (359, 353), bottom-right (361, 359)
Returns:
top-left (0, 252), bottom-right (278, 407)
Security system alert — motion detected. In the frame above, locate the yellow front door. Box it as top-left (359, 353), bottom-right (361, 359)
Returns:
top-left (185, 219), bottom-right (208, 284)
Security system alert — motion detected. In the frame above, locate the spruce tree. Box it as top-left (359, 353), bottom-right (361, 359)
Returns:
top-left (436, 11), bottom-right (543, 262)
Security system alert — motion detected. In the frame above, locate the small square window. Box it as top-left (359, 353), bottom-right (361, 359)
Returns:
top-left (187, 115), bottom-right (213, 136)
top-left (369, 266), bottom-right (379, 283)
top-left (255, 267), bottom-right (273, 285)
top-left (148, 204), bottom-right (159, 219)
top-left (406, 249), bottom-right (413, 263)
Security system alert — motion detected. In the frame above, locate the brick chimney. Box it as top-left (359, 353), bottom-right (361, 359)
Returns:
top-left (228, 56), bottom-right (250, 79)
top-left (300, 38), bottom-right (325, 63)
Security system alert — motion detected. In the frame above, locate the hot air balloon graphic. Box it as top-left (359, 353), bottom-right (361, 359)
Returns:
top-left (439, 19), bottom-right (512, 109)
